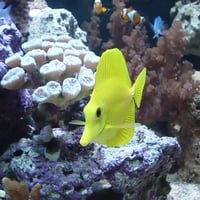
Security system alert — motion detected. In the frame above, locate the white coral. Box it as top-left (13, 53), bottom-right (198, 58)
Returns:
top-left (1, 67), bottom-right (26, 89)
top-left (1, 35), bottom-right (99, 108)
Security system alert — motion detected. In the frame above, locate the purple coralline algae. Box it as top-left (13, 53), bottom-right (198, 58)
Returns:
top-left (0, 18), bottom-right (23, 62)
top-left (0, 124), bottom-right (181, 200)
top-left (0, 89), bottom-right (33, 154)
top-left (0, 18), bottom-right (23, 79)
top-left (0, 18), bottom-right (33, 154)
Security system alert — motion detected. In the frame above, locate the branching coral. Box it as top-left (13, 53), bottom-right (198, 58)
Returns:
top-left (100, 0), bottom-right (196, 126)
top-left (136, 21), bottom-right (195, 125)
top-left (102, 0), bottom-right (130, 49)
top-left (2, 177), bottom-right (40, 200)
top-left (95, 0), bottom-right (200, 181)
top-left (82, 15), bottom-right (102, 51)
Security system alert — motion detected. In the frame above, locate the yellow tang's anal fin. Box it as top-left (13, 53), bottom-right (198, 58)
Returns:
top-left (69, 120), bottom-right (85, 126)
top-left (132, 67), bottom-right (147, 108)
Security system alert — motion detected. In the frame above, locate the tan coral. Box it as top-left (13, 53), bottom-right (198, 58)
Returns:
top-left (2, 177), bottom-right (29, 200)
top-left (2, 177), bottom-right (40, 200)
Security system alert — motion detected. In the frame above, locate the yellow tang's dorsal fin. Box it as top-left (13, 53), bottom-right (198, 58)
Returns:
top-left (105, 102), bottom-right (135, 146)
top-left (132, 68), bottom-right (146, 108)
top-left (95, 48), bottom-right (132, 87)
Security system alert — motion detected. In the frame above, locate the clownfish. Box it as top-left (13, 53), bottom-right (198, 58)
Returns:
top-left (121, 8), bottom-right (146, 25)
top-left (93, 0), bottom-right (109, 15)
top-left (70, 48), bottom-right (146, 147)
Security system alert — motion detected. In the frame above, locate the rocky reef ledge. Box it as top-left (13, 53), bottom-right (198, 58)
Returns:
top-left (0, 124), bottom-right (181, 200)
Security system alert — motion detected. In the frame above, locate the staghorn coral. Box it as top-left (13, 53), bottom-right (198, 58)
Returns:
top-left (2, 177), bottom-right (40, 200)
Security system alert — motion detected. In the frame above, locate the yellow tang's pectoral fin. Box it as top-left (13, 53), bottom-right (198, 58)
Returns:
top-left (105, 102), bottom-right (135, 147)
top-left (69, 120), bottom-right (85, 126)
top-left (132, 68), bottom-right (146, 108)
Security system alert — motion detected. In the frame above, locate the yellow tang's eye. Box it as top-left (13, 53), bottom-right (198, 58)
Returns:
top-left (96, 107), bottom-right (101, 118)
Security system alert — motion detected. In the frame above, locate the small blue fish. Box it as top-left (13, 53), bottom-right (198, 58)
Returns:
top-left (0, 2), bottom-right (12, 20)
top-left (151, 16), bottom-right (167, 39)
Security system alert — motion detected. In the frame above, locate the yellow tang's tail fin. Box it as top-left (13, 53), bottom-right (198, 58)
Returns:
top-left (131, 68), bottom-right (146, 108)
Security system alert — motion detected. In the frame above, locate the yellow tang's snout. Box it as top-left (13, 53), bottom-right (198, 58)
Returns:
top-left (80, 102), bottom-right (106, 146)
top-left (79, 126), bottom-right (93, 147)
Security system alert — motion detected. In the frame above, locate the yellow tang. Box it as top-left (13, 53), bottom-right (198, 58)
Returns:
top-left (74, 48), bottom-right (146, 147)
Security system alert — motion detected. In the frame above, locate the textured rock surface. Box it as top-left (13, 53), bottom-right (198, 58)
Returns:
top-left (0, 124), bottom-right (181, 200)
top-left (28, 7), bottom-right (87, 42)
top-left (167, 181), bottom-right (200, 200)
top-left (0, 18), bottom-right (33, 154)
top-left (0, 18), bottom-right (23, 79)
top-left (170, 1), bottom-right (200, 55)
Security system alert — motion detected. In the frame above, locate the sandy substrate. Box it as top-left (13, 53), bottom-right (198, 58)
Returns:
top-left (167, 182), bottom-right (200, 200)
